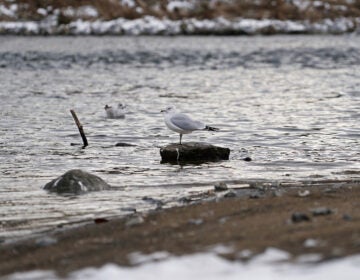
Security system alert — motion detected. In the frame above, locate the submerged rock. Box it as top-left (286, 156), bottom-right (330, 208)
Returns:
top-left (214, 182), bottom-right (228, 192)
top-left (115, 142), bottom-right (136, 147)
top-left (35, 236), bottom-right (58, 247)
top-left (160, 142), bottom-right (230, 163)
top-left (43, 169), bottom-right (111, 194)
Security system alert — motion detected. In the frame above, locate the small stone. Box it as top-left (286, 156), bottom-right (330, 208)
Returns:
top-left (298, 190), bottom-right (310, 197)
top-left (218, 217), bottom-right (228, 224)
top-left (126, 215), bottom-right (144, 227)
top-left (142, 196), bottom-right (164, 207)
top-left (324, 188), bottom-right (337, 193)
top-left (343, 214), bottom-right (352, 221)
top-left (70, 143), bottom-right (81, 146)
top-left (188, 218), bottom-right (203, 225)
top-left (331, 247), bottom-right (344, 257)
top-left (311, 207), bottom-right (333, 216)
top-left (224, 190), bottom-right (237, 198)
top-left (178, 197), bottom-right (192, 204)
top-left (272, 190), bottom-right (283, 197)
top-left (237, 249), bottom-right (253, 259)
top-left (115, 143), bottom-right (136, 147)
top-left (291, 212), bottom-right (311, 223)
top-left (303, 238), bottom-right (319, 248)
top-left (120, 207), bottom-right (137, 213)
top-left (243, 157), bottom-right (252, 162)
top-left (35, 237), bottom-right (57, 247)
top-left (249, 191), bottom-right (264, 199)
top-left (214, 182), bottom-right (228, 192)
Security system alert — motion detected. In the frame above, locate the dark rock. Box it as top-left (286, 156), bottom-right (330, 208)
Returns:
top-left (214, 182), bottom-right (228, 192)
top-left (43, 169), bottom-right (111, 194)
top-left (291, 212), bottom-right (311, 223)
top-left (70, 143), bottom-right (81, 146)
top-left (311, 207), bottom-right (333, 216)
top-left (243, 157), bottom-right (252, 162)
top-left (160, 142), bottom-right (230, 163)
top-left (94, 218), bottom-right (109, 224)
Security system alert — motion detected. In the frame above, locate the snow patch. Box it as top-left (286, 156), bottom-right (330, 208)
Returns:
top-left (120, 0), bottom-right (136, 8)
top-left (0, 16), bottom-right (359, 35)
top-left (62, 6), bottom-right (99, 18)
top-left (128, 251), bottom-right (171, 265)
top-left (37, 8), bottom-right (48, 16)
top-left (0, 4), bottom-right (17, 18)
top-left (167, 0), bottom-right (195, 12)
top-left (7, 249), bottom-right (360, 280)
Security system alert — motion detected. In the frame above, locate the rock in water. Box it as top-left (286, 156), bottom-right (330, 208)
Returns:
top-left (160, 142), bottom-right (230, 163)
top-left (43, 169), bottom-right (111, 194)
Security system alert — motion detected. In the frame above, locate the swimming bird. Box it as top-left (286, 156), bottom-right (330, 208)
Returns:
top-left (161, 105), bottom-right (219, 144)
top-left (104, 103), bottom-right (126, 119)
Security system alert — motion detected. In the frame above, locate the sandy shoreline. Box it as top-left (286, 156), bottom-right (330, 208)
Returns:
top-left (1, 181), bottom-right (360, 277)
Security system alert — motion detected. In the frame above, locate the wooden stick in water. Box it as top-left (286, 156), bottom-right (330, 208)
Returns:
top-left (70, 109), bottom-right (88, 148)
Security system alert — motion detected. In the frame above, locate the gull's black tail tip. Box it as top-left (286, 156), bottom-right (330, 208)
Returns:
top-left (205, 125), bottom-right (219, 132)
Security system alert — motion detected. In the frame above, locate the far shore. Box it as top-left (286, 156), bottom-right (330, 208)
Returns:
top-left (1, 16), bottom-right (359, 36)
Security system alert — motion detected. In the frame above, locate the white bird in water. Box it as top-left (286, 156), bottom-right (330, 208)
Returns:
top-left (161, 105), bottom-right (219, 144)
top-left (104, 103), bottom-right (126, 119)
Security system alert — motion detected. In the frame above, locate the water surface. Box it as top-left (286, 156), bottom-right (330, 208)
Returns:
top-left (1, 36), bottom-right (360, 240)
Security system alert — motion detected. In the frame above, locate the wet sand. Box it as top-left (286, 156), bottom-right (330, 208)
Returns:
top-left (1, 182), bottom-right (360, 277)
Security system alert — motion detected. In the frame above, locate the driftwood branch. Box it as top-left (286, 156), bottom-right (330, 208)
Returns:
top-left (70, 109), bottom-right (88, 148)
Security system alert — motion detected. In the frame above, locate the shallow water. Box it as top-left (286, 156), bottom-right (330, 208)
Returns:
top-left (1, 35), bottom-right (360, 240)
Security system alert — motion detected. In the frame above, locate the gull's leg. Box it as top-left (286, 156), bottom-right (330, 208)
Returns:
top-left (179, 134), bottom-right (183, 145)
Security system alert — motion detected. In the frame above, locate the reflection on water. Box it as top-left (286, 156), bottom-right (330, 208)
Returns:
top-left (0, 35), bottom-right (360, 240)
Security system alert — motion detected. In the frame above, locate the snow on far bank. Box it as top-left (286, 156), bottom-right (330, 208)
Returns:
top-left (0, 16), bottom-right (359, 35)
top-left (0, 3), bottom-right (18, 18)
top-left (7, 248), bottom-right (360, 280)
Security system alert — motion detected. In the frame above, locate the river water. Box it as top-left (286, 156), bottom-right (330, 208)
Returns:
top-left (1, 35), bottom-right (360, 241)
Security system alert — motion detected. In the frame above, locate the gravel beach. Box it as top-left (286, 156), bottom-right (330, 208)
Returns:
top-left (1, 182), bottom-right (360, 277)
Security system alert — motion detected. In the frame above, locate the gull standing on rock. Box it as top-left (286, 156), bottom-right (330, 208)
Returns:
top-left (104, 103), bottom-right (126, 119)
top-left (161, 105), bottom-right (219, 144)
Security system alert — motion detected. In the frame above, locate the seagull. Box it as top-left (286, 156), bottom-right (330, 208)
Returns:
top-left (104, 103), bottom-right (125, 119)
top-left (161, 105), bottom-right (219, 144)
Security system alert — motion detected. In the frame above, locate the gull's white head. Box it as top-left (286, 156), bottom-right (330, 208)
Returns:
top-left (161, 105), bottom-right (176, 114)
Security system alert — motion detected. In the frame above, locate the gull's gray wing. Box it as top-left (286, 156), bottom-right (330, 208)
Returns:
top-left (170, 113), bottom-right (205, 131)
